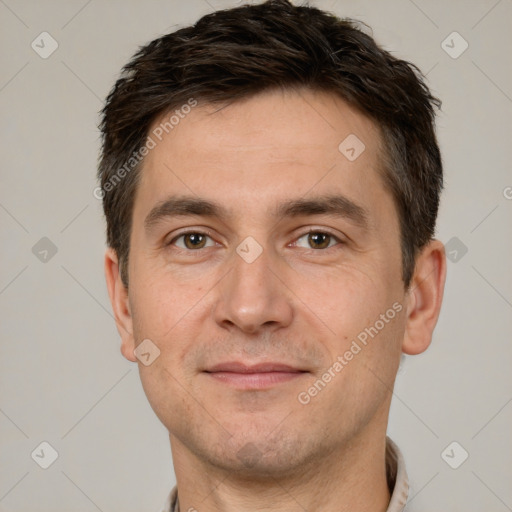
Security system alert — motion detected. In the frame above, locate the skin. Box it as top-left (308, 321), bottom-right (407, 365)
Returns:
top-left (104, 88), bottom-right (446, 512)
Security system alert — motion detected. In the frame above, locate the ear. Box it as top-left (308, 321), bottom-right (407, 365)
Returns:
top-left (104, 247), bottom-right (137, 362)
top-left (402, 239), bottom-right (447, 355)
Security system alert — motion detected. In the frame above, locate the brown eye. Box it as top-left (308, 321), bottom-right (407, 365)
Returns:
top-left (184, 233), bottom-right (207, 249)
top-left (294, 231), bottom-right (340, 250)
top-left (172, 232), bottom-right (214, 250)
top-left (307, 232), bottom-right (331, 249)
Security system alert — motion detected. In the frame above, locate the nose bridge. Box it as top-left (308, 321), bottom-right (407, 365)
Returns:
top-left (214, 239), bottom-right (293, 333)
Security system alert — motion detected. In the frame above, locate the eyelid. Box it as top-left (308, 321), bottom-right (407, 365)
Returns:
top-left (306, 228), bottom-right (344, 240)
top-left (165, 227), bottom-right (346, 250)
top-left (166, 228), bottom-right (219, 247)
top-left (290, 228), bottom-right (346, 246)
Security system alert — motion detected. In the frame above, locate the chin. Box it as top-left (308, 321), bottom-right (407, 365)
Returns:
top-left (197, 430), bottom-right (323, 481)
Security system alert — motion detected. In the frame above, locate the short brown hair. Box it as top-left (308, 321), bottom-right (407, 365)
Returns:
top-left (98, 0), bottom-right (442, 288)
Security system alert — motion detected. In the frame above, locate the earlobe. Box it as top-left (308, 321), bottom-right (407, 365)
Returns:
top-left (402, 239), bottom-right (447, 355)
top-left (104, 248), bottom-right (137, 362)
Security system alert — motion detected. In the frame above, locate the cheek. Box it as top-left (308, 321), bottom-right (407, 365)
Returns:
top-left (301, 265), bottom-right (387, 331)
top-left (129, 269), bottom-right (214, 389)
top-left (301, 263), bottom-right (405, 372)
top-left (129, 261), bottom-right (209, 341)
top-left (137, 360), bottom-right (193, 433)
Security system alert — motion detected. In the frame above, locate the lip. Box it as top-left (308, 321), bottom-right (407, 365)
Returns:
top-left (204, 361), bottom-right (308, 390)
top-left (206, 362), bottom-right (304, 373)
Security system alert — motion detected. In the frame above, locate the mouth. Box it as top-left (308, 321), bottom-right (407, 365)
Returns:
top-left (203, 362), bottom-right (309, 390)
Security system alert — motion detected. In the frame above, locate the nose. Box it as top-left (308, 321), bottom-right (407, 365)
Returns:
top-left (213, 242), bottom-right (294, 335)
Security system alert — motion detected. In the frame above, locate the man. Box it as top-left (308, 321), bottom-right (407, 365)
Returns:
top-left (98, 1), bottom-right (446, 510)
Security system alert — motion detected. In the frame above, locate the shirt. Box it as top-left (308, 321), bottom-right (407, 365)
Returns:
top-left (161, 436), bottom-right (409, 512)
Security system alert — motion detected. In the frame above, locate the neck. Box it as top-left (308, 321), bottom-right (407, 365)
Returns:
top-left (169, 425), bottom-right (391, 512)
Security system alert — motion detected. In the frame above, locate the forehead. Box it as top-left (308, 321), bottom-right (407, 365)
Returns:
top-left (148, 88), bottom-right (382, 164)
top-left (134, 88), bottom-right (393, 228)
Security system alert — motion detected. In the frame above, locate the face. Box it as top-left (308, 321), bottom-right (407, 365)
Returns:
top-left (118, 89), bottom-right (409, 476)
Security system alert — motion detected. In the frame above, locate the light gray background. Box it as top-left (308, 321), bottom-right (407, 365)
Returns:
top-left (1, 0), bottom-right (511, 510)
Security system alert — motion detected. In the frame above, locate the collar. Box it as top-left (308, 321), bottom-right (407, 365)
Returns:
top-left (162, 436), bottom-right (409, 512)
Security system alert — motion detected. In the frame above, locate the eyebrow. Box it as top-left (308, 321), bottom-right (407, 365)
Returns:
top-left (144, 197), bottom-right (228, 233)
top-left (144, 194), bottom-right (369, 233)
top-left (277, 195), bottom-right (369, 229)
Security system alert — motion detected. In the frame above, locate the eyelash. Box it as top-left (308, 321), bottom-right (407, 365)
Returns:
top-left (167, 229), bottom-right (344, 252)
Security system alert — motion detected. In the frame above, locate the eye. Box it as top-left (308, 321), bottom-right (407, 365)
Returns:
top-left (294, 231), bottom-right (340, 250)
top-left (171, 232), bottom-right (216, 250)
